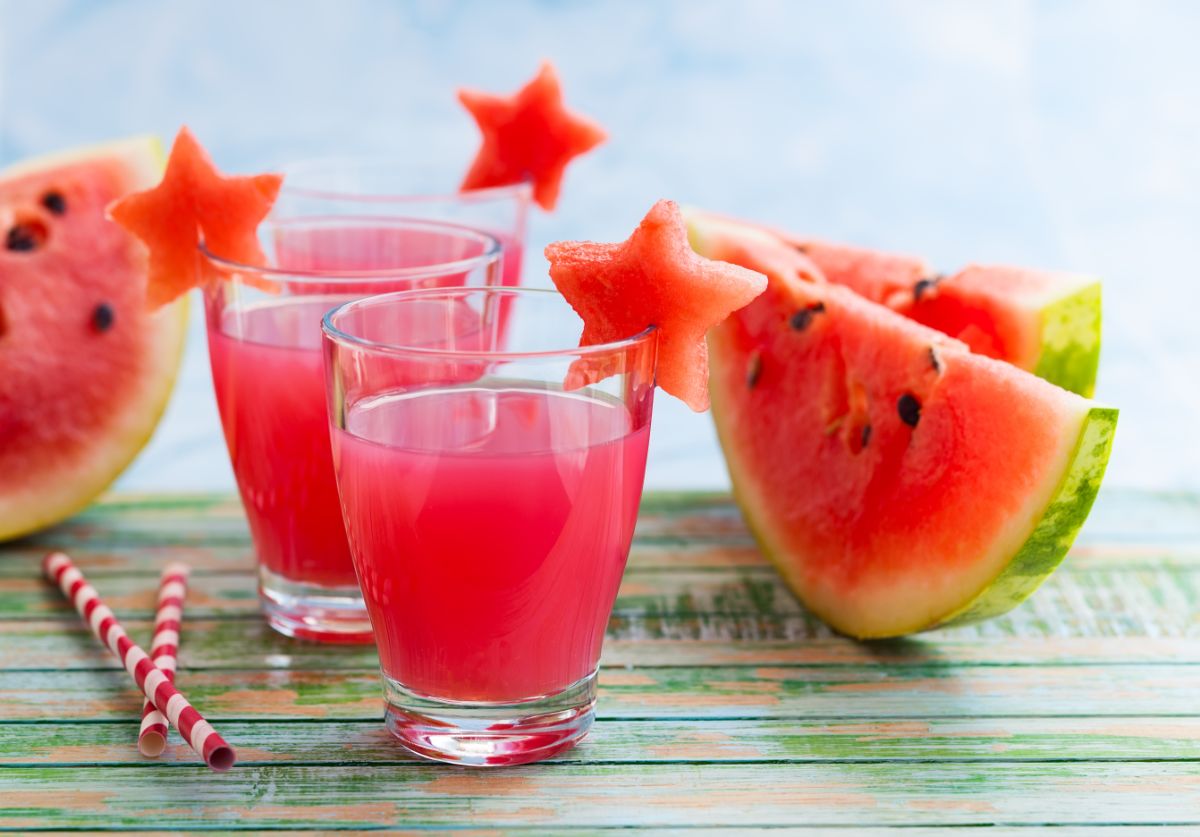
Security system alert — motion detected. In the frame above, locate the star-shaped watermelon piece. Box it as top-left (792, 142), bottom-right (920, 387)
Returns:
top-left (546, 200), bottom-right (768, 412)
top-left (108, 126), bottom-right (282, 308)
top-left (458, 61), bottom-right (606, 211)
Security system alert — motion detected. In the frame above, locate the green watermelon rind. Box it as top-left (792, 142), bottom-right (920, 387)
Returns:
top-left (1, 135), bottom-right (165, 184)
top-left (933, 404), bottom-right (1118, 629)
top-left (1032, 280), bottom-right (1102, 399)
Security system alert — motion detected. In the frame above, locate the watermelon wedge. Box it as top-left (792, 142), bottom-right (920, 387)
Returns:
top-left (0, 138), bottom-right (188, 541)
top-left (686, 210), bottom-right (1102, 397)
top-left (696, 219), bottom-right (1117, 638)
top-left (459, 61), bottom-right (606, 211)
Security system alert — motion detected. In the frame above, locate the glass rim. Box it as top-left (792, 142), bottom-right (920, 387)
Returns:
top-left (321, 286), bottom-right (658, 361)
top-left (198, 215), bottom-right (504, 283)
top-left (277, 155), bottom-right (535, 205)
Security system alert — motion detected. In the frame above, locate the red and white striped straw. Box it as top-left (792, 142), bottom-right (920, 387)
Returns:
top-left (43, 552), bottom-right (235, 771)
top-left (137, 562), bottom-right (190, 757)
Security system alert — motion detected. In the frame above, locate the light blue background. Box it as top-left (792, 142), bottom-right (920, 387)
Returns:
top-left (2, 0), bottom-right (1197, 490)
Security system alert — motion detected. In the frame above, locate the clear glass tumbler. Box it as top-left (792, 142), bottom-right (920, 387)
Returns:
top-left (323, 287), bottom-right (657, 765)
top-left (273, 159), bottom-right (532, 290)
top-left (203, 218), bottom-right (502, 643)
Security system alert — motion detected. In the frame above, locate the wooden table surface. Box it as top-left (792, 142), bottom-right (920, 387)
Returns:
top-left (1, 489), bottom-right (1198, 833)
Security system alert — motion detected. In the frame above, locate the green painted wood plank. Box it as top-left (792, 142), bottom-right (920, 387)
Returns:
top-left (8, 616), bottom-right (1200, 672)
top-left (6, 488), bottom-right (1197, 552)
top-left (4, 555), bottom-right (1200, 629)
top-left (4, 541), bottom-right (1198, 584)
top-left (28, 825), bottom-right (1200, 829)
top-left (0, 542), bottom-right (776, 579)
top-left (0, 568), bottom-right (819, 619)
top-left (3, 664), bottom-right (1200, 722)
top-left (7, 491), bottom-right (760, 550)
top-left (2, 762), bottom-right (1200, 829)
top-left (4, 716), bottom-right (1200, 766)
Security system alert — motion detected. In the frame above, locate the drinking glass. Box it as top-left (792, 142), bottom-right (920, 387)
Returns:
top-left (323, 287), bottom-right (657, 765)
top-left (273, 159), bottom-right (532, 290)
top-left (203, 218), bottom-right (502, 643)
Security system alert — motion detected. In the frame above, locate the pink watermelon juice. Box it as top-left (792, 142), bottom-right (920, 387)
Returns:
top-left (203, 219), bottom-right (503, 643)
top-left (322, 286), bottom-right (657, 765)
top-left (332, 385), bottom-right (650, 702)
top-left (208, 297), bottom-right (354, 588)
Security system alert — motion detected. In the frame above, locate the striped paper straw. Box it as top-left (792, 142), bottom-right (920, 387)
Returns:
top-left (138, 562), bottom-right (190, 757)
top-left (43, 552), bottom-right (236, 771)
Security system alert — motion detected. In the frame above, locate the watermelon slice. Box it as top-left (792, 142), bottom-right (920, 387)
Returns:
top-left (687, 211), bottom-right (1102, 397)
top-left (459, 61), bottom-right (606, 211)
top-left (546, 200), bottom-right (767, 411)
top-left (0, 138), bottom-right (188, 541)
top-left (108, 126), bottom-right (282, 308)
top-left (697, 220), bottom-right (1117, 638)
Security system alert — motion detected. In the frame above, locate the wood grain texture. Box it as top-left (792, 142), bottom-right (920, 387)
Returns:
top-left (5, 663), bottom-right (1200, 721)
top-left (3, 763), bottom-right (1200, 829)
top-left (0, 489), bottom-right (1197, 831)
top-left (5, 717), bottom-right (1200, 765)
top-left (25, 831), bottom-right (1200, 837)
top-left (4, 559), bottom-right (1200, 623)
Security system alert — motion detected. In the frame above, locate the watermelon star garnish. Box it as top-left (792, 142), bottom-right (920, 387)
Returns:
top-left (546, 199), bottom-right (768, 412)
top-left (108, 126), bottom-right (282, 308)
top-left (458, 61), bottom-right (606, 211)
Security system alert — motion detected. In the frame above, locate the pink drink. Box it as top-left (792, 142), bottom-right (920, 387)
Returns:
top-left (332, 386), bottom-right (651, 702)
top-left (207, 298), bottom-right (355, 588)
top-left (204, 218), bottom-right (504, 643)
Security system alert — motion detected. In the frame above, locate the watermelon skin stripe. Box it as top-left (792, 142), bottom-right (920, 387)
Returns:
top-left (935, 405), bottom-right (1119, 629)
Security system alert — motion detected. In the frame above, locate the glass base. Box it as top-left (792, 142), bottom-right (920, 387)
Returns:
top-left (383, 670), bottom-right (596, 766)
top-left (258, 566), bottom-right (374, 644)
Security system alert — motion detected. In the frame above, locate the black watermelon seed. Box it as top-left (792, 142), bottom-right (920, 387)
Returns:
top-left (92, 302), bottom-right (115, 332)
top-left (898, 393), bottom-right (921, 428)
top-left (928, 346), bottom-right (942, 372)
top-left (5, 225), bottom-right (38, 252)
top-left (794, 243), bottom-right (810, 254)
top-left (913, 274), bottom-right (943, 302)
top-left (860, 424), bottom-right (872, 448)
top-left (746, 351), bottom-right (763, 389)
top-left (789, 302), bottom-right (826, 332)
top-left (41, 191), bottom-right (67, 215)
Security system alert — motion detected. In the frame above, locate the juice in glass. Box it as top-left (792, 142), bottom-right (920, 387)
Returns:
top-left (324, 287), bottom-right (657, 765)
top-left (335, 386), bottom-right (650, 701)
top-left (203, 219), bottom-right (503, 642)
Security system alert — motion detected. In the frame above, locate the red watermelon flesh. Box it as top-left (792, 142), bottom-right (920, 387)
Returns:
top-left (688, 212), bottom-right (1101, 397)
top-left (793, 238), bottom-right (1101, 395)
top-left (108, 126), bottom-right (282, 308)
top-left (0, 138), bottom-right (188, 540)
top-left (546, 200), bottom-right (767, 411)
top-left (459, 61), bottom-right (606, 211)
top-left (696, 217), bottom-right (1118, 637)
